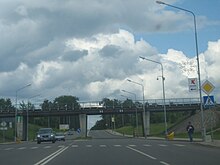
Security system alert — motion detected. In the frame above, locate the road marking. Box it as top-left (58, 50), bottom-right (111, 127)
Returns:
top-left (159, 144), bottom-right (168, 147)
top-left (58, 145), bottom-right (65, 148)
top-left (18, 147), bottom-right (26, 150)
top-left (143, 144), bottom-right (151, 147)
top-left (72, 145), bottom-right (78, 148)
top-left (173, 144), bottom-right (185, 147)
top-left (44, 146), bottom-right (52, 149)
top-left (4, 148), bottom-right (13, 150)
top-left (160, 161), bottom-right (170, 165)
top-left (128, 145), bottom-right (136, 147)
top-left (126, 146), bottom-right (156, 160)
top-left (34, 146), bottom-right (68, 165)
top-left (100, 145), bottom-right (107, 147)
top-left (31, 147), bottom-right (38, 150)
top-left (114, 145), bottom-right (121, 147)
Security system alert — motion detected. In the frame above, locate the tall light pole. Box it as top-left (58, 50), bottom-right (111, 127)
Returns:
top-left (127, 79), bottom-right (148, 137)
top-left (139, 56), bottom-right (168, 136)
top-left (121, 90), bottom-right (138, 135)
top-left (156, 1), bottom-right (205, 140)
top-left (15, 83), bottom-right (31, 142)
top-left (27, 94), bottom-right (40, 141)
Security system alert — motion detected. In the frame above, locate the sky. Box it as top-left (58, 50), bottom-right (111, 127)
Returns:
top-left (0, 0), bottom-right (220, 121)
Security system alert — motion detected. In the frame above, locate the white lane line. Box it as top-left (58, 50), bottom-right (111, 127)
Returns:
top-left (160, 161), bottom-right (171, 165)
top-left (100, 145), bottom-right (107, 147)
top-left (126, 146), bottom-right (156, 160)
top-left (143, 144), bottom-right (152, 147)
top-left (4, 148), bottom-right (13, 151)
top-left (128, 145), bottom-right (136, 147)
top-left (159, 144), bottom-right (168, 147)
top-left (44, 146), bottom-right (52, 149)
top-left (72, 145), bottom-right (78, 148)
top-left (34, 146), bottom-right (68, 165)
top-left (31, 147), bottom-right (38, 150)
top-left (173, 144), bottom-right (185, 147)
top-left (18, 147), bottom-right (26, 150)
top-left (114, 145), bottom-right (121, 147)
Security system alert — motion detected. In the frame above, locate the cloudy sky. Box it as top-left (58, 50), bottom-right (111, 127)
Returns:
top-left (0, 0), bottom-right (220, 107)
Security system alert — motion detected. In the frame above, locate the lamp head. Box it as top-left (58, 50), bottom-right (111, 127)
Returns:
top-left (156, 1), bottom-right (166, 5)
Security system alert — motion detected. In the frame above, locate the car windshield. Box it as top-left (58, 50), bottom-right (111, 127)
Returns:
top-left (38, 129), bottom-right (52, 133)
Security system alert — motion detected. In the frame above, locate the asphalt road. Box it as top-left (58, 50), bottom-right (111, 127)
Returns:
top-left (0, 130), bottom-right (220, 165)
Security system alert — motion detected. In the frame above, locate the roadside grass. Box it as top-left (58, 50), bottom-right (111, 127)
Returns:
top-left (115, 123), bottom-right (220, 140)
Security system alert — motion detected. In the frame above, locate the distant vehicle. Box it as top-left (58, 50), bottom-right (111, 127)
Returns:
top-left (55, 132), bottom-right (65, 141)
top-left (67, 130), bottom-right (74, 135)
top-left (36, 128), bottom-right (56, 144)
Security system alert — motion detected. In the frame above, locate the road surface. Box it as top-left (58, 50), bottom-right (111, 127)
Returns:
top-left (0, 130), bottom-right (219, 165)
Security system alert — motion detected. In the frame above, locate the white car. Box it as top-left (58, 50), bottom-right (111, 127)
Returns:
top-left (55, 132), bottom-right (65, 141)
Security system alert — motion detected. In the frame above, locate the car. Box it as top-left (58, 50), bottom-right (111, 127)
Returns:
top-left (67, 130), bottom-right (74, 135)
top-left (36, 128), bottom-right (56, 144)
top-left (55, 132), bottom-right (65, 141)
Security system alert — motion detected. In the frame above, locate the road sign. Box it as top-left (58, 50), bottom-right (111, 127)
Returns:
top-left (1, 121), bottom-right (7, 127)
top-left (203, 95), bottom-right (215, 108)
top-left (77, 128), bottom-right (81, 133)
top-left (202, 80), bottom-right (215, 95)
top-left (188, 78), bottom-right (198, 92)
top-left (0, 127), bottom-right (7, 131)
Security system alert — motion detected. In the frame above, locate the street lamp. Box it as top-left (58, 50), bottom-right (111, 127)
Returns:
top-left (127, 79), bottom-right (148, 137)
top-left (121, 89), bottom-right (139, 135)
top-left (27, 94), bottom-right (40, 141)
top-left (15, 83), bottom-right (31, 142)
top-left (156, 0), bottom-right (205, 141)
top-left (139, 56), bottom-right (168, 136)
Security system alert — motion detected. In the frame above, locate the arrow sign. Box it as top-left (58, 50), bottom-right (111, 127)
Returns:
top-left (188, 78), bottom-right (198, 92)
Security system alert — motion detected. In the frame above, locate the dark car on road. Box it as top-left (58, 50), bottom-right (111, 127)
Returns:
top-left (36, 128), bottom-right (56, 144)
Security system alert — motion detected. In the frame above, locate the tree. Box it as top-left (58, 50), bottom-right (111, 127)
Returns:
top-left (0, 98), bottom-right (15, 111)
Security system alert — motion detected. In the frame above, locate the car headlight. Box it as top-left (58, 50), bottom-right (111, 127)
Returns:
top-left (51, 134), bottom-right (54, 137)
top-left (37, 135), bottom-right (40, 138)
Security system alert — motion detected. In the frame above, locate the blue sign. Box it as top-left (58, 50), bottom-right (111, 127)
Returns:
top-left (203, 95), bottom-right (215, 108)
top-left (77, 128), bottom-right (81, 134)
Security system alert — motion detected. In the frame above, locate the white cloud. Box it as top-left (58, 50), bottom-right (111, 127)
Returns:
top-left (0, 0), bottom-right (219, 104)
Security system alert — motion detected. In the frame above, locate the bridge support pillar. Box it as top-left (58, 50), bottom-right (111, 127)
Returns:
top-left (79, 114), bottom-right (87, 138)
top-left (143, 111), bottom-right (150, 136)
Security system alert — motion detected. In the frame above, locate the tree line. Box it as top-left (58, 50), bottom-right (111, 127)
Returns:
top-left (0, 96), bottom-right (192, 131)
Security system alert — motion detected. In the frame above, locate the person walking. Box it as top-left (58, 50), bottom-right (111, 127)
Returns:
top-left (186, 122), bottom-right (194, 142)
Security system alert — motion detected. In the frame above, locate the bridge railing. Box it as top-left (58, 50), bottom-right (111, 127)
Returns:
top-left (145, 98), bottom-right (200, 106)
top-left (0, 98), bottom-right (201, 112)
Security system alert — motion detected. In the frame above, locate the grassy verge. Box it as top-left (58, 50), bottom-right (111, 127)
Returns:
top-left (115, 123), bottom-right (220, 140)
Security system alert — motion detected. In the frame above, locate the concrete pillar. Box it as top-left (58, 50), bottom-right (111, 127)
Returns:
top-left (142, 111), bottom-right (150, 136)
top-left (79, 114), bottom-right (87, 137)
top-left (17, 116), bottom-right (24, 140)
top-left (145, 111), bottom-right (150, 135)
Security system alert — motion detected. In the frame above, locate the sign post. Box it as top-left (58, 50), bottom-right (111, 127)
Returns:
top-left (202, 80), bottom-right (215, 141)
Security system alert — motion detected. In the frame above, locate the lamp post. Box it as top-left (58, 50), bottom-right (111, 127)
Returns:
top-left (15, 83), bottom-right (31, 142)
top-left (127, 79), bottom-right (148, 137)
top-left (139, 56), bottom-right (168, 136)
top-left (27, 94), bottom-right (40, 141)
top-left (121, 90), bottom-right (139, 135)
top-left (156, 0), bottom-right (205, 140)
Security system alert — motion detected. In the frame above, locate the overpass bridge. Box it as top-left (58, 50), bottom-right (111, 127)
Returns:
top-left (0, 97), bottom-right (201, 118)
top-left (0, 98), bottom-right (202, 141)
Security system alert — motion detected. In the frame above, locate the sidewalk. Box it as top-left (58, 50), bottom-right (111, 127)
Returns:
top-left (147, 136), bottom-right (220, 148)
top-left (106, 129), bottom-right (220, 148)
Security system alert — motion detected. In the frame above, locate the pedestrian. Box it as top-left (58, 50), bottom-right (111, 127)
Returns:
top-left (186, 122), bottom-right (194, 142)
